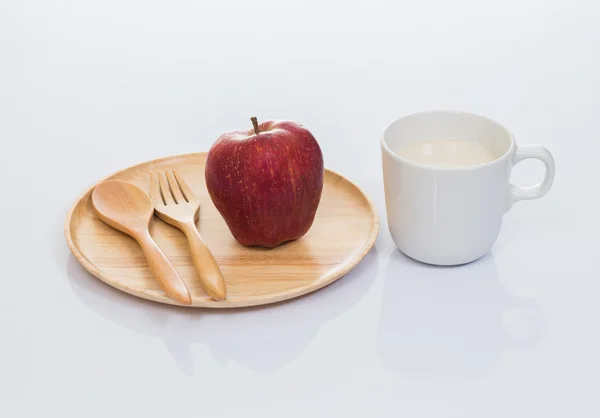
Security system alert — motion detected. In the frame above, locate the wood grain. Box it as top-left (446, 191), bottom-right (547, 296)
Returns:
top-left (65, 152), bottom-right (379, 308)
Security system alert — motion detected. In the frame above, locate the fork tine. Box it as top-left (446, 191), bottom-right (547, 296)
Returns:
top-left (150, 171), bottom-right (165, 206)
top-left (166, 170), bottom-right (186, 203)
top-left (172, 170), bottom-right (196, 202)
top-left (173, 170), bottom-right (198, 202)
top-left (158, 170), bottom-right (175, 205)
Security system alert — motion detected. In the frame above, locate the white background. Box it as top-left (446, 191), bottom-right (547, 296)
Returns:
top-left (2, 0), bottom-right (599, 417)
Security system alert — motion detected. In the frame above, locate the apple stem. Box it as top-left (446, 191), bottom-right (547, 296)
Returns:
top-left (251, 116), bottom-right (260, 135)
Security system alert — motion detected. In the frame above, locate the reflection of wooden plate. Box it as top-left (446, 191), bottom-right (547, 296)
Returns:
top-left (65, 153), bottom-right (379, 308)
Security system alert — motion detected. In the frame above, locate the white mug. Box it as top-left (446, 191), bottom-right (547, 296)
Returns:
top-left (381, 110), bottom-right (555, 266)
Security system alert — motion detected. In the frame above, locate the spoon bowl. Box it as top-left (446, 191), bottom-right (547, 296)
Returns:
top-left (92, 180), bottom-right (154, 235)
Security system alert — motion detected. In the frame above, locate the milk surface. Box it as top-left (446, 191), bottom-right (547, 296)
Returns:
top-left (392, 138), bottom-right (497, 168)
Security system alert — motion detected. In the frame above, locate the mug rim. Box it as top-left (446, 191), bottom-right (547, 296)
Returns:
top-left (381, 110), bottom-right (516, 171)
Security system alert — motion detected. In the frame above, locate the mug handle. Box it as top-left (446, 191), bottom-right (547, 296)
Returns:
top-left (508, 145), bottom-right (555, 211)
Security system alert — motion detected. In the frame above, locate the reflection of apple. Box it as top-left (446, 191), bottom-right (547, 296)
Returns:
top-left (205, 117), bottom-right (324, 248)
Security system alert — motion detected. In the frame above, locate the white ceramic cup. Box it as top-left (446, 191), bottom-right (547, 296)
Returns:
top-left (381, 110), bottom-right (555, 266)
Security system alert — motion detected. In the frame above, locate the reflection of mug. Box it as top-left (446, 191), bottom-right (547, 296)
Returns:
top-left (377, 251), bottom-right (545, 382)
top-left (381, 110), bottom-right (555, 265)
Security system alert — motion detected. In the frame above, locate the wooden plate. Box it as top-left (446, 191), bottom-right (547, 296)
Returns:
top-left (65, 152), bottom-right (379, 308)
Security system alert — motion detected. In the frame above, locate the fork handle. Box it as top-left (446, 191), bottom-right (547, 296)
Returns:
top-left (136, 231), bottom-right (192, 305)
top-left (181, 222), bottom-right (227, 301)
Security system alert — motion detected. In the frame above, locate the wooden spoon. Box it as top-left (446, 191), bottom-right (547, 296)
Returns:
top-left (91, 180), bottom-right (192, 305)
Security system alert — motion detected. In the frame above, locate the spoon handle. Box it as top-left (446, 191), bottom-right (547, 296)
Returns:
top-left (136, 231), bottom-right (192, 305)
top-left (181, 221), bottom-right (227, 301)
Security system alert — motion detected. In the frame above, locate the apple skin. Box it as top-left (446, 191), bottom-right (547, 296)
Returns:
top-left (205, 119), bottom-right (324, 248)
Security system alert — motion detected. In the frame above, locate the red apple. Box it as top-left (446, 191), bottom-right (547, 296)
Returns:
top-left (205, 117), bottom-right (324, 248)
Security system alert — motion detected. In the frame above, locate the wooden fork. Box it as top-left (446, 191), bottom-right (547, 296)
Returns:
top-left (150, 169), bottom-right (227, 301)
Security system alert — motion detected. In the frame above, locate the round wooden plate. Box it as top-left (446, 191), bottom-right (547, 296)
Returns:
top-left (65, 152), bottom-right (379, 308)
